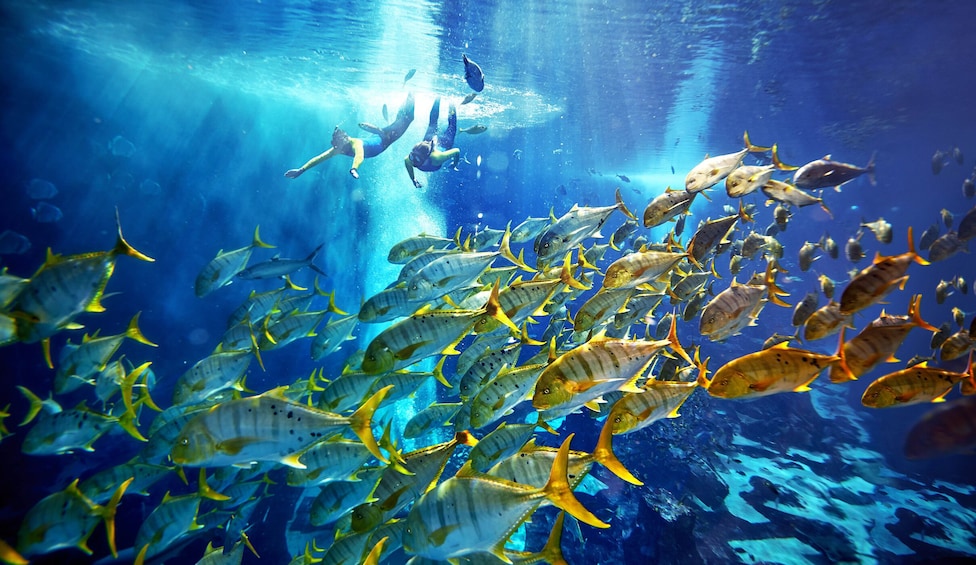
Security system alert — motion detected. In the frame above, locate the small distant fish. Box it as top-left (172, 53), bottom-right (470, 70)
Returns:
top-left (32, 201), bottom-right (63, 223)
top-left (953, 146), bottom-right (964, 164)
top-left (955, 275), bottom-right (969, 295)
top-left (617, 175), bottom-right (631, 183)
top-left (0, 230), bottom-right (31, 255)
top-left (936, 279), bottom-right (954, 305)
top-left (798, 241), bottom-right (820, 272)
top-left (860, 217), bottom-right (892, 244)
top-left (845, 231), bottom-right (865, 263)
top-left (905, 354), bottom-right (934, 368)
top-left (928, 231), bottom-right (967, 262)
top-left (512, 149), bottom-right (523, 160)
top-left (671, 165), bottom-right (675, 174)
top-left (27, 178), bottom-right (58, 199)
top-left (460, 92), bottom-right (478, 105)
top-left (403, 68), bottom-right (417, 86)
top-left (462, 54), bottom-right (485, 92)
top-left (460, 125), bottom-right (488, 135)
top-left (793, 152), bottom-right (876, 191)
top-left (382, 104), bottom-right (389, 123)
top-left (952, 307), bottom-right (968, 328)
top-left (932, 149), bottom-right (947, 175)
top-left (918, 223), bottom-right (940, 251)
top-left (674, 214), bottom-right (686, 238)
top-left (963, 178), bottom-right (974, 199)
top-left (792, 291), bottom-right (820, 327)
top-left (774, 204), bottom-right (791, 231)
top-left (940, 208), bottom-right (954, 229)
top-left (762, 333), bottom-right (794, 350)
top-left (821, 232), bottom-right (839, 259)
top-left (818, 274), bottom-right (836, 299)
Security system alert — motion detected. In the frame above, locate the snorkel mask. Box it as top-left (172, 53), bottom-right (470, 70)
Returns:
top-left (409, 140), bottom-right (433, 166)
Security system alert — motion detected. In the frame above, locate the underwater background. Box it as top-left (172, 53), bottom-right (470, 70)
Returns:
top-left (1, 0), bottom-right (975, 563)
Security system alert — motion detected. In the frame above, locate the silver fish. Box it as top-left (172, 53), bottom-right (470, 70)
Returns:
top-left (236, 244), bottom-right (326, 279)
top-left (793, 152), bottom-right (876, 191)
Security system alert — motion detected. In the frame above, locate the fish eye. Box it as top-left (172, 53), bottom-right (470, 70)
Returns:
top-left (542, 388), bottom-right (550, 395)
top-left (180, 437), bottom-right (189, 446)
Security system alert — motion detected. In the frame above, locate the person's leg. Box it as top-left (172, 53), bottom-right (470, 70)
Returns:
top-left (423, 97), bottom-right (441, 141)
top-left (439, 103), bottom-right (457, 150)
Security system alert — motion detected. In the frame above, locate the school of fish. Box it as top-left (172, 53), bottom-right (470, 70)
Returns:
top-left (2, 128), bottom-right (976, 565)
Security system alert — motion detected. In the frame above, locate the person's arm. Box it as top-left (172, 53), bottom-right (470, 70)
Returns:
top-left (431, 149), bottom-right (461, 171)
top-left (405, 157), bottom-right (421, 188)
top-left (349, 138), bottom-right (365, 178)
top-left (285, 147), bottom-right (335, 178)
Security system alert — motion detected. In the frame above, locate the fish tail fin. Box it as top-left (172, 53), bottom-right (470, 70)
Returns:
top-left (252, 225), bottom-right (276, 249)
top-left (97, 477), bottom-right (133, 559)
top-left (866, 151), bottom-right (877, 186)
top-left (575, 245), bottom-right (601, 274)
top-left (593, 414), bottom-right (643, 486)
top-left (738, 199), bottom-right (755, 224)
top-left (349, 385), bottom-right (393, 464)
top-left (306, 243), bottom-right (325, 262)
top-left (120, 361), bottom-right (153, 416)
top-left (500, 224), bottom-right (536, 273)
top-left (125, 311), bottom-right (158, 347)
top-left (771, 144), bottom-right (798, 171)
top-left (134, 544), bottom-right (149, 565)
top-left (908, 294), bottom-right (940, 333)
top-left (0, 539), bottom-right (27, 565)
top-left (42, 338), bottom-right (53, 369)
top-left (197, 468), bottom-right (231, 501)
top-left (665, 312), bottom-right (693, 364)
top-left (819, 199), bottom-right (834, 219)
top-left (614, 188), bottom-right (637, 221)
top-left (455, 430), bottom-right (479, 447)
top-left (16, 385), bottom-right (43, 427)
top-left (542, 434), bottom-right (610, 528)
top-left (829, 326), bottom-right (855, 383)
top-left (485, 279), bottom-right (521, 335)
top-left (116, 404), bottom-right (148, 442)
top-left (325, 288), bottom-right (349, 315)
top-left (113, 208), bottom-right (154, 262)
top-left (765, 261), bottom-right (791, 307)
top-left (560, 252), bottom-right (590, 290)
top-left (433, 356), bottom-right (452, 388)
top-left (533, 511), bottom-right (567, 565)
top-left (907, 225), bottom-right (930, 266)
top-left (743, 130), bottom-right (772, 153)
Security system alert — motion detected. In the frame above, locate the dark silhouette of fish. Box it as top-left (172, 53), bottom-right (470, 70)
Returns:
top-left (616, 174), bottom-right (631, 183)
top-left (382, 104), bottom-right (388, 123)
top-left (462, 54), bottom-right (484, 92)
top-left (461, 92), bottom-right (478, 105)
top-left (403, 68), bottom-right (416, 86)
top-left (794, 152), bottom-right (876, 191)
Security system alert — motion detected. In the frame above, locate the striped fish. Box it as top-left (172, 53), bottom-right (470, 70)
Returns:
top-left (534, 188), bottom-right (635, 266)
top-left (839, 226), bottom-right (928, 316)
top-left (172, 348), bottom-right (255, 407)
top-left (401, 434), bottom-right (608, 562)
top-left (699, 342), bottom-right (840, 399)
top-left (310, 469), bottom-right (383, 527)
top-left (470, 361), bottom-right (547, 429)
top-left (685, 131), bottom-right (771, 193)
top-left (642, 187), bottom-right (697, 228)
top-left (603, 249), bottom-right (688, 290)
top-left (803, 300), bottom-right (854, 342)
top-left (286, 437), bottom-right (377, 487)
top-left (387, 231), bottom-right (458, 264)
top-left (17, 478), bottom-right (130, 558)
top-left (862, 353), bottom-right (973, 408)
top-left (361, 281), bottom-right (518, 375)
top-left (195, 225), bottom-right (273, 297)
top-left (310, 313), bottom-right (359, 361)
top-left (170, 385), bottom-right (392, 468)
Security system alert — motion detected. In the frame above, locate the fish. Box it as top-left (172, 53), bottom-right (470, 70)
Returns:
top-left (959, 205), bottom-right (976, 241)
top-left (27, 178), bottom-right (58, 199)
top-left (687, 205), bottom-right (750, 265)
top-left (699, 262), bottom-right (790, 342)
top-left (642, 187), bottom-right (697, 228)
top-left (954, 146), bottom-right (964, 164)
top-left (617, 174), bottom-right (631, 183)
top-left (310, 313), bottom-right (358, 361)
top-left (603, 364), bottom-right (701, 435)
top-left (462, 54), bottom-right (485, 92)
top-left (860, 217), bottom-right (893, 244)
top-left (845, 230), bottom-right (865, 263)
top-left (172, 348), bottom-right (255, 406)
top-left (133, 485), bottom-right (209, 562)
top-left (955, 275), bottom-right (969, 295)
top-left (798, 240), bottom-right (820, 272)
top-left (17, 478), bottom-right (131, 558)
top-left (773, 204), bottom-right (791, 231)
top-left (928, 231), bottom-right (968, 262)
top-left (236, 243), bottom-right (326, 280)
top-left (510, 216), bottom-right (550, 243)
top-left (932, 149), bottom-right (947, 174)
top-left (388, 232), bottom-right (456, 264)
top-left (382, 103), bottom-right (388, 122)
top-left (941, 208), bottom-right (954, 229)
top-left (471, 361), bottom-right (547, 429)
top-left (904, 396), bottom-right (976, 459)
top-left (362, 281), bottom-right (519, 375)
top-left (803, 300), bottom-right (854, 342)
top-left (862, 354), bottom-right (973, 408)
top-left (839, 226), bottom-right (928, 316)
top-left (918, 223), bottom-right (941, 251)
top-left (699, 342), bottom-right (840, 399)
top-left (963, 177), bottom-right (975, 199)
top-left (401, 435), bottom-right (607, 562)
top-left (818, 274), bottom-right (836, 299)
top-left (793, 152), bottom-right (876, 191)
top-left (685, 131), bottom-right (771, 193)
top-left (0, 230), bottom-right (31, 255)
top-left (461, 92), bottom-right (478, 105)
top-left (170, 385), bottom-right (392, 468)
top-left (602, 249), bottom-right (688, 290)
top-left (285, 437), bottom-right (378, 488)
top-left (54, 313), bottom-right (157, 394)
top-left (31, 201), bottom-right (63, 223)
top-left (403, 68), bottom-right (416, 85)
top-left (761, 179), bottom-right (832, 215)
top-left (534, 188), bottom-right (635, 265)
top-left (460, 125), bottom-right (488, 135)
top-left (196, 226), bottom-right (274, 297)
top-left (939, 329), bottom-right (975, 361)
top-left (935, 279), bottom-right (954, 305)
top-left (792, 291), bottom-right (820, 328)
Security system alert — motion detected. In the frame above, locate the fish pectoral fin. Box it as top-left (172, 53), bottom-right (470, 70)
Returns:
top-left (895, 391), bottom-right (919, 403)
top-left (394, 341), bottom-right (431, 360)
top-left (749, 379), bottom-right (775, 392)
top-left (429, 524), bottom-right (460, 547)
top-left (216, 437), bottom-right (263, 455)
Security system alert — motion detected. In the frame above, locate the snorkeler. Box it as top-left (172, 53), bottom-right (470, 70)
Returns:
top-left (404, 97), bottom-right (461, 189)
top-left (285, 92), bottom-right (415, 180)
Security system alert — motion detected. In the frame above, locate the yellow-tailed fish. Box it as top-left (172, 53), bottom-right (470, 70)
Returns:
top-left (643, 187), bottom-right (697, 228)
top-left (685, 131), bottom-right (771, 193)
top-left (862, 352), bottom-right (973, 408)
top-left (471, 361), bottom-right (548, 429)
top-left (839, 226), bottom-right (928, 315)
top-left (195, 225), bottom-right (273, 297)
top-left (534, 188), bottom-right (635, 266)
top-left (401, 434), bottom-right (608, 562)
top-left (170, 385), bottom-right (392, 468)
top-left (698, 341), bottom-right (840, 399)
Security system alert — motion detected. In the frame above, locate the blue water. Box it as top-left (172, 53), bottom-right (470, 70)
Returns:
top-left (2, 1), bottom-right (975, 563)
